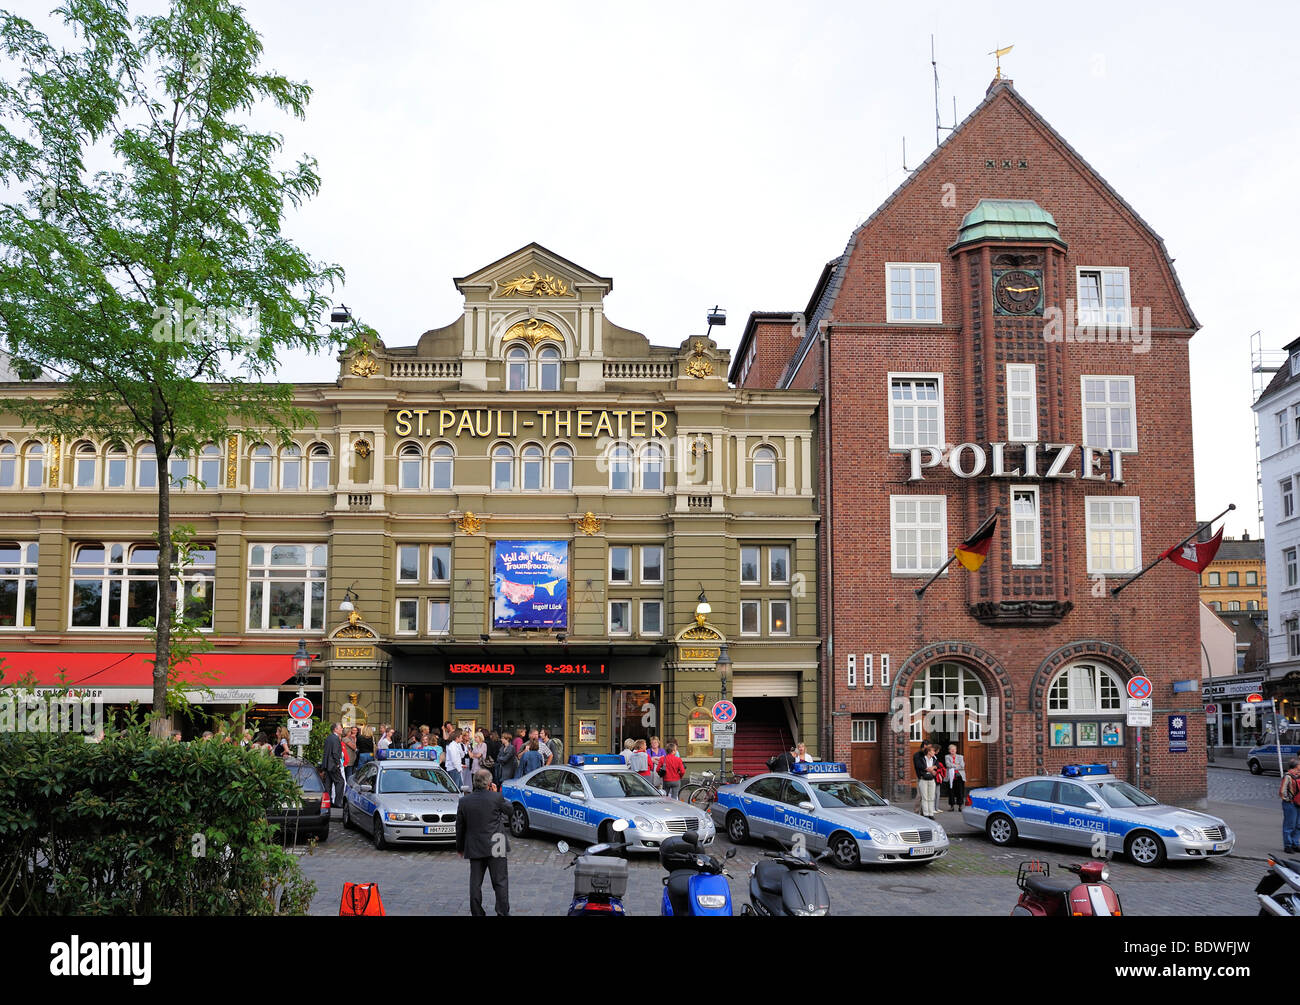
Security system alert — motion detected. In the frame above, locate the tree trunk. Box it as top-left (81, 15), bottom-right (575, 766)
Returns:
top-left (151, 430), bottom-right (174, 738)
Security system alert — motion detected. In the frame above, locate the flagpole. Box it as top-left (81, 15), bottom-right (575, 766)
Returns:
top-left (914, 553), bottom-right (958, 598)
top-left (915, 508), bottom-right (1000, 598)
top-left (1109, 503), bottom-right (1235, 598)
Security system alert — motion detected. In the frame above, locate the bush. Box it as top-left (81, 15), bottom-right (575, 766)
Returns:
top-left (0, 726), bottom-right (315, 915)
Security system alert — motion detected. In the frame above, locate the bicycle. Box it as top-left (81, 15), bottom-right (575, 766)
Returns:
top-left (678, 770), bottom-right (747, 810)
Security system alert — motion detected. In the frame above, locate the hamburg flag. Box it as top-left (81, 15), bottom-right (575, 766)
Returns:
top-left (954, 514), bottom-right (999, 572)
top-left (1161, 523), bottom-right (1224, 574)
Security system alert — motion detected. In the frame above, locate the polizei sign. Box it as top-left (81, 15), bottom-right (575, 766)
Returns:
top-left (906, 443), bottom-right (1124, 483)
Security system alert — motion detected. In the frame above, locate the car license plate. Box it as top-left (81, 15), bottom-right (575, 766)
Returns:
top-left (1211, 843), bottom-right (1223, 852)
top-left (424, 825), bottom-right (453, 835)
top-left (909, 845), bottom-right (934, 857)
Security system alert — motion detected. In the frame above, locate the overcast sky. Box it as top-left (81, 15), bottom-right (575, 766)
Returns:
top-left (11, 0), bottom-right (1300, 538)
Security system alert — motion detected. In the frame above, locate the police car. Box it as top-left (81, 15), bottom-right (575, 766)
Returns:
top-left (962, 763), bottom-right (1235, 867)
top-left (501, 754), bottom-right (716, 852)
top-left (1246, 727), bottom-right (1300, 775)
top-left (710, 762), bottom-right (949, 868)
top-left (342, 749), bottom-right (464, 850)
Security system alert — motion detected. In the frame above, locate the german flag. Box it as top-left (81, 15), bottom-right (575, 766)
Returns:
top-left (954, 513), bottom-right (999, 572)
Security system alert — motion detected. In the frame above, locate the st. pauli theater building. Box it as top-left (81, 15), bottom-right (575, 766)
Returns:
top-left (0, 244), bottom-right (820, 769)
top-left (733, 79), bottom-right (1208, 805)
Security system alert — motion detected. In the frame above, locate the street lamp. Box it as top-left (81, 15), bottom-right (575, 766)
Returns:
top-left (330, 304), bottom-right (353, 325)
top-left (695, 588), bottom-right (711, 627)
top-left (293, 638), bottom-right (311, 686)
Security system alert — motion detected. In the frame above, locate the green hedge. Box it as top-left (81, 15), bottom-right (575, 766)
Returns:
top-left (0, 728), bottom-right (315, 915)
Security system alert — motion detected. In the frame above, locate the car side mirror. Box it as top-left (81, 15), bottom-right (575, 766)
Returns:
top-left (798, 801), bottom-right (815, 811)
top-left (568, 791), bottom-right (586, 800)
top-left (359, 783), bottom-right (373, 793)
top-left (1085, 802), bottom-right (1103, 812)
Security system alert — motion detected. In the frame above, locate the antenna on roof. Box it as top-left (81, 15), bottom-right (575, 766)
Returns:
top-left (932, 35), bottom-right (957, 147)
top-left (902, 135), bottom-right (909, 172)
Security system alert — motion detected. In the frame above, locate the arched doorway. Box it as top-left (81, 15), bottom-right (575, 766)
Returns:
top-left (908, 662), bottom-right (990, 787)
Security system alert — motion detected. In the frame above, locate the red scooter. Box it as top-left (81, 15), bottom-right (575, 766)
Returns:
top-left (1011, 860), bottom-right (1123, 916)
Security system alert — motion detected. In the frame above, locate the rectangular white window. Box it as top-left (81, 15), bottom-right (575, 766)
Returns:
top-left (740, 600), bottom-right (760, 635)
top-left (1011, 486), bottom-right (1041, 566)
top-left (609, 546), bottom-right (631, 584)
top-left (1085, 497), bottom-right (1141, 574)
top-left (889, 375), bottom-right (944, 449)
top-left (641, 545), bottom-right (664, 584)
top-left (428, 600), bottom-right (451, 635)
top-left (395, 598), bottom-right (418, 634)
top-left (886, 263), bottom-right (941, 323)
top-left (1280, 410), bottom-right (1290, 450)
top-left (851, 718), bottom-right (878, 743)
top-left (769, 599), bottom-right (790, 635)
top-left (880, 653), bottom-right (890, 686)
top-left (429, 545), bottom-right (451, 582)
top-left (769, 546), bottom-right (790, 585)
top-left (246, 543), bottom-right (327, 632)
top-left (1082, 375), bottom-right (1136, 451)
top-left (846, 654), bottom-right (857, 688)
top-left (891, 495), bottom-right (947, 574)
top-left (640, 600), bottom-right (662, 636)
top-left (397, 544), bottom-right (420, 583)
top-left (1006, 364), bottom-right (1038, 442)
top-left (863, 653), bottom-right (874, 687)
top-left (0, 542), bottom-right (38, 628)
top-left (1284, 479), bottom-right (1296, 520)
top-left (1076, 267), bottom-right (1130, 326)
top-left (1287, 548), bottom-right (1298, 588)
top-left (609, 600), bottom-right (631, 635)
top-left (1293, 404), bottom-right (1300, 442)
top-left (740, 546), bottom-right (760, 584)
top-left (75, 450), bottom-right (97, 488)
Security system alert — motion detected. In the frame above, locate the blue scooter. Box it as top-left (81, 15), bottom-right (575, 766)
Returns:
top-left (659, 831), bottom-right (737, 916)
top-left (559, 818), bottom-right (630, 916)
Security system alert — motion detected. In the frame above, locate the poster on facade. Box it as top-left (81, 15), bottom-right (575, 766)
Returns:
top-left (1077, 722), bottom-right (1099, 747)
top-left (1050, 722), bottom-right (1073, 746)
top-left (1100, 722), bottom-right (1123, 746)
top-left (493, 541), bottom-right (568, 628)
top-left (689, 723), bottom-right (710, 745)
top-left (579, 719), bottom-right (598, 745)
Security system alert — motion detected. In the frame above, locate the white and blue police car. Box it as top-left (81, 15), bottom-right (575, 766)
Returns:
top-left (962, 763), bottom-right (1235, 867)
top-left (1246, 726), bottom-right (1300, 775)
top-left (342, 748), bottom-right (464, 850)
top-left (710, 762), bottom-right (949, 868)
top-left (501, 754), bottom-right (715, 852)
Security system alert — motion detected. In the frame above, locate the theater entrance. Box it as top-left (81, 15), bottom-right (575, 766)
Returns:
top-left (396, 685), bottom-right (443, 735)
top-left (491, 685), bottom-right (565, 743)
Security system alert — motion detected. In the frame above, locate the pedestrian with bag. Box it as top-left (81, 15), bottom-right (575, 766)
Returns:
top-left (660, 740), bottom-right (686, 800)
top-left (455, 769), bottom-right (511, 916)
top-left (944, 743), bottom-right (967, 813)
top-left (629, 739), bottom-right (653, 781)
top-left (518, 738), bottom-right (547, 777)
top-left (494, 732), bottom-right (517, 786)
top-left (1282, 757), bottom-right (1300, 853)
top-left (446, 729), bottom-right (469, 791)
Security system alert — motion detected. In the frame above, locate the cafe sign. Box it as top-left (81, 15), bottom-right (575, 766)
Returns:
top-left (907, 442), bottom-right (1124, 483)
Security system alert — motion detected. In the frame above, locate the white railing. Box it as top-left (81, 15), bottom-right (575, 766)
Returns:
top-left (603, 361), bottom-right (676, 380)
top-left (388, 360), bottom-right (463, 379)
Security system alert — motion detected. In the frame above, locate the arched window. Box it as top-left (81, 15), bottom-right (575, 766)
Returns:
top-left (538, 345), bottom-right (561, 391)
top-left (105, 444), bottom-right (129, 489)
top-left (1047, 662), bottom-right (1123, 715)
top-left (492, 444), bottom-right (514, 491)
top-left (399, 443), bottom-right (423, 489)
top-left (1227, 600), bottom-right (1241, 611)
top-left (521, 444), bottom-right (544, 491)
top-left (641, 443), bottom-right (664, 492)
top-left (507, 347), bottom-right (529, 391)
top-left (250, 444), bottom-right (272, 491)
top-left (0, 441), bottom-right (15, 488)
top-left (308, 443), bottom-right (331, 490)
top-left (74, 442), bottom-right (98, 488)
top-left (430, 443), bottom-right (454, 491)
top-left (609, 444), bottom-right (632, 491)
top-left (23, 441), bottom-right (44, 489)
top-left (551, 445), bottom-right (573, 492)
top-left (753, 445), bottom-right (777, 493)
top-left (169, 450), bottom-right (189, 490)
top-left (910, 662), bottom-right (988, 741)
top-left (198, 444), bottom-right (222, 490)
top-left (136, 443), bottom-right (157, 489)
top-left (280, 444), bottom-right (301, 490)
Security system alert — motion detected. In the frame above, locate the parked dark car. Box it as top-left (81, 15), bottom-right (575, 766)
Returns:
top-left (268, 757), bottom-right (330, 843)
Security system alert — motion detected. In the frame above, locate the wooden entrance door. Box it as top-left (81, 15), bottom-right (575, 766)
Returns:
top-left (849, 715), bottom-right (881, 788)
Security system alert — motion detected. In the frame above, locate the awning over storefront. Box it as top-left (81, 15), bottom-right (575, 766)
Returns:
top-left (0, 651), bottom-right (296, 704)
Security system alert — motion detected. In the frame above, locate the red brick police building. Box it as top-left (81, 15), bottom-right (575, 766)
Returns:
top-left (733, 79), bottom-right (1205, 805)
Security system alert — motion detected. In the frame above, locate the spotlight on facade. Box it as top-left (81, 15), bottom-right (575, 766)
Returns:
top-left (706, 306), bottom-right (727, 328)
top-left (556, 633), bottom-right (567, 643)
top-left (479, 633), bottom-right (490, 643)
top-left (330, 304), bottom-right (352, 324)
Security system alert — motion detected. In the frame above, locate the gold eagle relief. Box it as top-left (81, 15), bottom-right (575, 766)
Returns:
top-left (503, 318), bottom-right (562, 347)
top-left (496, 271), bottom-right (570, 298)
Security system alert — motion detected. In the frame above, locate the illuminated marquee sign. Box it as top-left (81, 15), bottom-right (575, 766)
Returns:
top-left (907, 442), bottom-right (1124, 483)
top-left (393, 408), bottom-right (670, 440)
top-left (446, 662), bottom-right (609, 679)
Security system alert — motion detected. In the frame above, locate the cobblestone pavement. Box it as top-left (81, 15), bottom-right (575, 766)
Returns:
top-left (1207, 765), bottom-right (1285, 807)
top-left (291, 797), bottom-right (1265, 916)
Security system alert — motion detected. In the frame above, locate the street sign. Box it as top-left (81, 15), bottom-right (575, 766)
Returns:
top-left (1205, 704), bottom-right (1218, 720)
top-left (288, 696), bottom-right (314, 720)
top-left (1126, 676), bottom-right (1152, 700)
top-left (713, 732), bottom-right (735, 750)
top-left (288, 727), bottom-right (311, 746)
top-left (1126, 697), bottom-right (1152, 727)
top-left (711, 700), bottom-right (737, 724)
top-left (288, 717), bottom-right (313, 731)
top-left (1246, 693), bottom-right (1265, 704)
top-left (713, 722), bottom-right (736, 735)
top-left (1168, 714), bottom-right (1188, 753)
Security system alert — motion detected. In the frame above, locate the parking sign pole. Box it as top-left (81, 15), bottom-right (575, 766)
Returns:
top-left (1275, 699), bottom-right (1286, 778)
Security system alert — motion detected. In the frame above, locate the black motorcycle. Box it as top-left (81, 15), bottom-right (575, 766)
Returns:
top-left (741, 844), bottom-right (832, 916)
top-left (1255, 853), bottom-right (1300, 917)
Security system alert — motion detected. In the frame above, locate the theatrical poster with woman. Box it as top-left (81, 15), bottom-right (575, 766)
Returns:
top-left (493, 541), bottom-right (568, 628)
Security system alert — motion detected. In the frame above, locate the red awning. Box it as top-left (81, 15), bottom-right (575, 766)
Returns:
top-left (0, 651), bottom-right (296, 703)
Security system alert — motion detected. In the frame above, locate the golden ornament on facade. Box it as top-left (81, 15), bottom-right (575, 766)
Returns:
top-left (576, 511), bottom-right (602, 536)
top-left (458, 511), bottom-right (482, 535)
top-left (683, 623), bottom-right (723, 640)
top-left (684, 340), bottom-right (714, 379)
top-left (48, 435), bottom-right (60, 486)
top-left (225, 434), bottom-right (238, 488)
top-left (353, 438), bottom-right (371, 458)
top-left (690, 438), bottom-right (711, 458)
top-left (335, 623), bottom-right (375, 640)
top-left (496, 271), bottom-right (570, 298)
top-left (349, 340), bottom-right (379, 377)
top-left (503, 318), bottom-right (562, 347)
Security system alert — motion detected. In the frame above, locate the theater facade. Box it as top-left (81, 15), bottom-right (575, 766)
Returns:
top-left (0, 244), bottom-right (820, 769)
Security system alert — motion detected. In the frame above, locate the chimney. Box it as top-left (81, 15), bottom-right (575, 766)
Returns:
top-left (1243, 531), bottom-right (1250, 540)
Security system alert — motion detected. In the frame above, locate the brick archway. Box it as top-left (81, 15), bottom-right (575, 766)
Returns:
top-left (887, 641), bottom-right (1016, 798)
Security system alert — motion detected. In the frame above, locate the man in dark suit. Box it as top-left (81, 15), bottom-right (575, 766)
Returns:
top-left (455, 769), bottom-right (510, 916)
top-left (322, 722), bottom-right (345, 809)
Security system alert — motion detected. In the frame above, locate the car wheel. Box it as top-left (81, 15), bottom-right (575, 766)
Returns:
top-left (510, 804), bottom-right (529, 839)
top-left (1248, 759), bottom-right (1263, 775)
top-left (342, 801), bottom-right (355, 831)
top-left (726, 811), bottom-right (750, 844)
top-left (372, 815), bottom-right (387, 851)
top-left (1125, 831), bottom-right (1165, 867)
top-left (986, 813), bottom-right (1018, 847)
top-left (830, 832), bottom-right (860, 869)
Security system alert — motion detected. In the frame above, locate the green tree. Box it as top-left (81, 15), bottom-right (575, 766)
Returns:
top-left (0, 0), bottom-right (362, 732)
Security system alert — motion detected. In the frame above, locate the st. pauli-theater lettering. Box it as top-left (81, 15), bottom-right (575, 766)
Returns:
top-left (393, 408), bottom-right (671, 440)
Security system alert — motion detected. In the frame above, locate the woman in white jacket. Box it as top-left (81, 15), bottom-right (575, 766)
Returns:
top-left (944, 743), bottom-right (967, 812)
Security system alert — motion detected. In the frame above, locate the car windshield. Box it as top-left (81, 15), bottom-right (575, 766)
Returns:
top-left (1093, 779), bottom-right (1159, 808)
top-left (379, 767), bottom-right (460, 794)
top-left (812, 779), bottom-right (888, 808)
top-left (586, 771), bottom-right (661, 799)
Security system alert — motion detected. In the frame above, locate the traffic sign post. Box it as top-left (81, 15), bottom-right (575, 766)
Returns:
top-left (713, 732), bottom-right (735, 751)
top-left (1126, 697), bottom-right (1152, 727)
top-left (1126, 676), bottom-right (1153, 701)
top-left (711, 700), bottom-right (737, 724)
top-left (288, 696), bottom-right (314, 721)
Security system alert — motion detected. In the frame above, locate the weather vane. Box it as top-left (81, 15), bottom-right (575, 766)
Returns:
top-left (990, 44), bottom-right (1014, 80)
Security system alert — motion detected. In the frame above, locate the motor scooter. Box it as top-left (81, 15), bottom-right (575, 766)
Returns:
top-left (659, 830), bottom-right (736, 916)
top-left (741, 843), bottom-right (832, 916)
top-left (559, 818), bottom-right (629, 916)
top-left (1011, 859), bottom-right (1122, 916)
top-left (1255, 853), bottom-right (1300, 916)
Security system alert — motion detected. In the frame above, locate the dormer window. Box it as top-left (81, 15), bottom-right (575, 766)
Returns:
top-left (1291, 352), bottom-right (1300, 378)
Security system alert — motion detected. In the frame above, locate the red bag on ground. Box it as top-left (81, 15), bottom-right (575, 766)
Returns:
top-left (339, 882), bottom-right (386, 916)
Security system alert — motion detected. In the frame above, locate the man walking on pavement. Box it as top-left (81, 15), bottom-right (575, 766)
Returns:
top-left (322, 722), bottom-right (345, 809)
top-left (1282, 757), bottom-right (1300, 853)
top-left (456, 769), bottom-right (511, 916)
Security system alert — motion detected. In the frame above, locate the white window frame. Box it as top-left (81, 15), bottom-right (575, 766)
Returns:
top-left (0, 441), bottom-right (15, 489)
top-left (846, 653), bottom-right (857, 688)
top-left (1011, 485), bottom-right (1042, 567)
top-left (395, 597), bottom-right (419, 635)
top-left (1286, 548), bottom-right (1298, 588)
top-left (308, 443), bottom-right (331, 491)
top-left (890, 495), bottom-right (948, 575)
top-left (279, 444), bottom-right (302, 491)
top-left (1047, 662), bottom-right (1124, 714)
top-left (70, 542), bottom-right (214, 632)
top-left (136, 443), bottom-right (157, 489)
top-left (740, 546), bottom-right (761, 585)
top-left (1292, 404), bottom-right (1300, 443)
top-left (0, 541), bottom-right (38, 629)
top-left (1006, 363), bottom-right (1038, 442)
top-left (641, 545), bottom-right (664, 585)
top-left (1085, 496), bottom-right (1142, 575)
top-left (105, 445), bottom-right (129, 490)
top-left (24, 441), bottom-right (44, 489)
top-left (492, 444), bottom-right (514, 491)
top-left (550, 444), bottom-right (572, 493)
top-left (520, 443), bottom-right (544, 491)
top-left (538, 344), bottom-right (562, 391)
top-left (768, 545), bottom-right (790, 585)
top-left (1075, 266), bottom-right (1131, 327)
top-left (608, 546), bottom-right (632, 584)
top-left (1284, 478), bottom-right (1296, 520)
top-left (246, 543), bottom-right (327, 633)
top-left (608, 443), bottom-right (632, 492)
top-left (1207, 571), bottom-right (1221, 586)
top-left (396, 544), bottom-right (420, 583)
top-left (430, 443), bottom-right (454, 491)
top-left (506, 346), bottom-right (529, 391)
top-left (886, 262), bottom-right (942, 324)
top-left (639, 599), bottom-right (663, 637)
top-left (739, 599), bottom-right (761, 636)
top-left (1290, 354), bottom-right (1300, 378)
top-left (429, 545), bottom-right (451, 583)
top-left (1081, 375), bottom-right (1137, 453)
top-left (249, 444), bottom-right (272, 491)
top-left (880, 654), bottom-right (890, 686)
top-left (640, 442), bottom-right (665, 493)
top-left (73, 442), bottom-right (98, 488)
top-left (863, 653), bottom-right (874, 687)
top-left (752, 445), bottom-right (777, 494)
top-left (608, 599), bottom-right (631, 635)
top-left (769, 599), bottom-right (791, 636)
top-left (198, 444), bottom-right (223, 490)
top-left (1280, 410), bottom-right (1290, 450)
top-left (428, 599), bottom-right (451, 636)
top-left (851, 718), bottom-right (878, 743)
top-left (888, 373), bottom-right (945, 450)
top-left (399, 442), bottom-right (423, 490)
